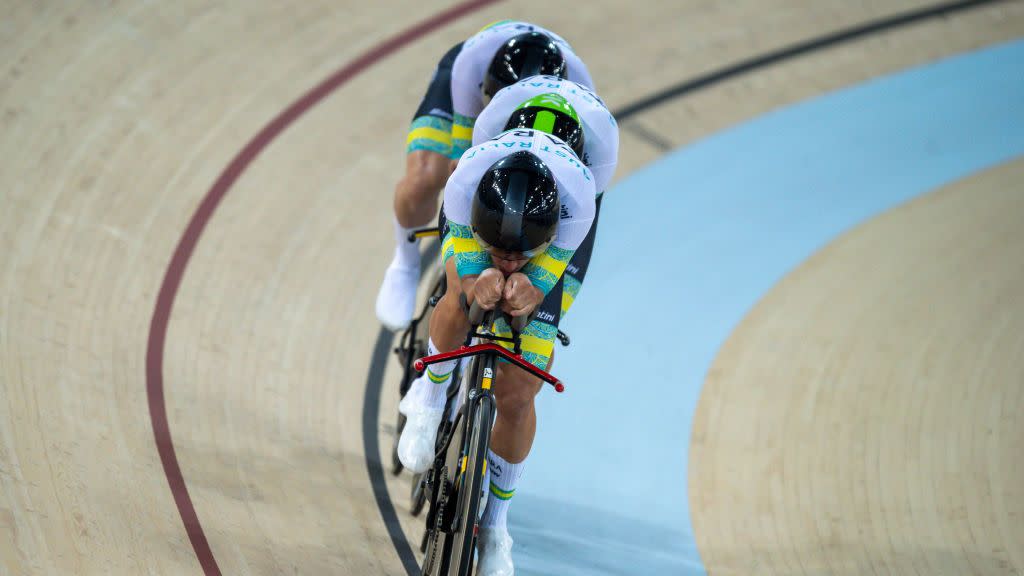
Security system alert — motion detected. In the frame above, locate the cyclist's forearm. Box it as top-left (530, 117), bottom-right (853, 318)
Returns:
top-left (447, 222), bottom-right (491, 278)
top-left (429, 260), bottom-right (473, 352)
top-left (460, 274), bottom-right (479, 305)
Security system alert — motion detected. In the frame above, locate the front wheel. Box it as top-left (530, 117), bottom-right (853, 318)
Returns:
top-left (447, 394), bottom-right (493, 576)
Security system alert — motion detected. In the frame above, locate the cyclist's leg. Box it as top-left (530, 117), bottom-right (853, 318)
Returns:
top-left (377, 42), bottom-right (462, 331)
top-left (475, 284), bottom-right (562, 574)
top-left (408, 249), bottom-right (471, 407)
top-left (397, 41), bottom-right (462, 227)
top-left (396, 227), bottom-right (470, 473)
top-left (487, 279), bottom-right (561, 464)
top-left (484, 193), bottom-right (598, 458)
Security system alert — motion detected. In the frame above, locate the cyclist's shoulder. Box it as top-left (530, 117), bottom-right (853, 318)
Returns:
top-left (497, 76), bottom-right (608, 117)
top-left (451, 139), bottom-right (511, 180)
top-left (461, 20), bottom-right (576, 56)
top-left (459, 131), bottom-right (591, 185)
top-left (522, 133), bottom-right (596, 194)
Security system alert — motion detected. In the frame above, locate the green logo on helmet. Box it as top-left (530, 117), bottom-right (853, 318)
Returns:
top-left (515, 93), bottom-right (580, 123)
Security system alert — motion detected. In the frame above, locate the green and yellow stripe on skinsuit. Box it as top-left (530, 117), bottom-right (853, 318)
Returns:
top-left (489, 481), bottom-right (515, 501)
top-left (521, 245), bottom-right (575, 296)
top-left (443, 224), bottom-right (574, 370)
top-left (560, 273), bottom-right (582, 318)
top-left (407, 116), bottom-right (453, 156)
top-left (490, 316), bottom-right (558, 370)
top-left (447, 224), bottom-right (575, 299)
top-left (446, 222), bottom-right (492, 277)
top-left (451, 113), bottom-right (475, 160)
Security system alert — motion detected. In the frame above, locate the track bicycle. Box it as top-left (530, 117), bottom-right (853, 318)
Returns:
top-left (388, 225), bottom-right (569, 574)
top-left (414, 298), bottom-right (565, 576)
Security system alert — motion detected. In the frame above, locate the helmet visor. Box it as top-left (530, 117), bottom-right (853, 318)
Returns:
top-left (472, 229), bottom-right (553, 259)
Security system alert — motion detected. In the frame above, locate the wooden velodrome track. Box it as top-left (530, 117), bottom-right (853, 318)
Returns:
top-left (2, 1), bottom-right (1022, 574)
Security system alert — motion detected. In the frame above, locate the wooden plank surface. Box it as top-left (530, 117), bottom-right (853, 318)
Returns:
top-left (1, 1), bottom-right (1021, 574)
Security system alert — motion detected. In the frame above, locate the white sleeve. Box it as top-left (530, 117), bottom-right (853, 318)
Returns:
top-left (583, 109), bottom-right (619, 193)
top-left (564, 49), bottom-right (595, 91)
top-left (442, 156), bottom-right (485, 227)
top-left (442, 144), bottom-right (508, 225)
top-left (450, 48), bottom-right (485, 122)
top-left (472, 89), bottom-right (515, 147)
top-left (472, 104), bottom-right (502, 147)
top-left (551, 163), bottom-right (597, 252)
top-left (451, 30), bottom-right (513, 121)
top-left (441, 163), bottom-right (475, 228)
top-left (529, 23), bottom-right (594, 90)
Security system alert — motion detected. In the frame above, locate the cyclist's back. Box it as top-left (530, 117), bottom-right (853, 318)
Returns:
top-left (472, 75), bottom-right (619, 194)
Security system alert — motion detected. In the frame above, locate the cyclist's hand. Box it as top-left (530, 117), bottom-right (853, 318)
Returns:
top-left (502, 273), bottom-right (543, 317)
top-left (473, 268), bottom-right (505, 310)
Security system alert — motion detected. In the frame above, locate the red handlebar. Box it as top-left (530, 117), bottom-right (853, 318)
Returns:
top-left (415, 343), bottom-right (565, 393)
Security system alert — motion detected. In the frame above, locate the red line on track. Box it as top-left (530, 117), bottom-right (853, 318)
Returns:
top-left (145, 2), bottom-right (501, 573)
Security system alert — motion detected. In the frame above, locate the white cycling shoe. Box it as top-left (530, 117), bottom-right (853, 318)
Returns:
top-left (476, 527), bottom-right (514, 576)
top-left (397, 393), bottom-right (442, 474)
top-left (375, 262), bottom-right (419, 332)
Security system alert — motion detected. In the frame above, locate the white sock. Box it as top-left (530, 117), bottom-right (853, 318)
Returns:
top-left (413, 338), bottom-right (457, 410)
top-left (447, 356), bottom-right (471, 421)
top-left (391, 217), bottom-right (421, 270)
top-left (480, 451), bottom-right (525, 529)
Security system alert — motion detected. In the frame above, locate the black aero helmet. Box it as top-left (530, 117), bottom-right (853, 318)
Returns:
top-left (503, 93), bottom-right (585, 159)
top-left (482, 32), bottom-right (567, 99)
top-left (472, 151), bottom-right (560, 256)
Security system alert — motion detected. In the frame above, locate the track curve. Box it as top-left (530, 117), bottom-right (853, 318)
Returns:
top-left (1, 1), bottom-right (1022, 574)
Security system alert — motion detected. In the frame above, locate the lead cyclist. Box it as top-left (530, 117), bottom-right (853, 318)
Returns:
top-left (398, 130), bottom-right (596, 576)
top-left (471, 81), bottom-right (618, 575)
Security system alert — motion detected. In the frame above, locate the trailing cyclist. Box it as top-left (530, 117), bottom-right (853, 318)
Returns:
top-left (375, 20), bottom-right (594, 332)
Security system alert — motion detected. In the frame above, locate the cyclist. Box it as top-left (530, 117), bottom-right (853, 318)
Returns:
top-left (375, 20), bottom-right (594, 332)
top-left (473, 76), bottom-right (619, 195)
top-left (399, 132), bottom-right (596, 575)
top-left (473, 79), bottom-right (619, 325)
